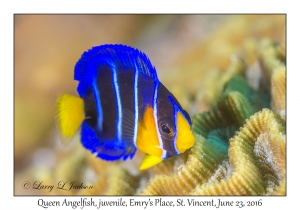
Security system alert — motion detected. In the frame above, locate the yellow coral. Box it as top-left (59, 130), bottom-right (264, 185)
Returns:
top-left (148, 152), bottom-right (188, 177)
top-left (79, 165), bottom-right (141, 195)
top-left (271, 67), bottom-right (286, 120)
top-left (270, 179), bottom-right (286, 196)
top-left (53, 147), bottom-right (87, 195)
top-left (190, 109), bottom-right (285, 195)
top-left (139, 100), bottom-right (285, 196)
top-left (259, 39), bottom-right (286, 83)
top-left (105, 165), bottom-right (141, 195)
top-left (139, 134), bottom-right (228, 195)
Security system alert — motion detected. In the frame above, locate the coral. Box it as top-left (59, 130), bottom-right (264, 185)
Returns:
top-left (259, 39), bottom-right (286, 80)
top-left (139, 134), bottom-right (228, 195)
top-left (54, 151), bottom-right (87, 185)
top-left (104, 166), bottom-right (141, 195)
top-left (270, 179), bottom-right (286, 196)
top-left (193, 75), bottom-right (266, 137)
top-left (139, 70), bottom-right (285, 195)
top-left (79, 174), bottom-right (108, 195)
top-left (139, 76), bottom-right (257, 195)
top-left (80, 165), bottom-right (141, 195)
top-left (190, 109), bottom-right (286, 195)
top-left (27, 141), bottom-right (91, 195)
top-left (194, 58), bottom-right (246, 112)
top-left (243, 38), bottom-right (286, 121)
top-left (271, 67), bottom-right (286, 120)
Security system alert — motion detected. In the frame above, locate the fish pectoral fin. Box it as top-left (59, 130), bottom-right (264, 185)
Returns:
top-left (139, 154), bottom-right (163, 170)
top-left (55, 94), bottom-right (84, 146)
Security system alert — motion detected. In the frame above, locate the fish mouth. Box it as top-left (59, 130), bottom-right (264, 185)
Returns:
top-left (176, 138), bottom-right (195, 153)
top-left (180, 142), bottom-right (194, 150)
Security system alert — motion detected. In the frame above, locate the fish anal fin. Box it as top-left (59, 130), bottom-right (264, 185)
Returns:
top-left (55, 94), bottom-right (84, 146)
top-left (139, 154), bottom-right (162, 170)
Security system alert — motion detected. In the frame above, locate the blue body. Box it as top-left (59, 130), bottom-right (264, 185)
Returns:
top-left (74, 44), bottom-right (191, 161)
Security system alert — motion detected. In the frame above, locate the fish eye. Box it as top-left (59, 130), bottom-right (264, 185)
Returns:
top-left (161, 124), bottom-right (171, 135)
top-left (159, 118), bottom-right (174, 137)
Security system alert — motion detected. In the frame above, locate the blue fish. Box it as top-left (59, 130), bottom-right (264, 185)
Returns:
top-left (55, 44), bottom-right (195, 170)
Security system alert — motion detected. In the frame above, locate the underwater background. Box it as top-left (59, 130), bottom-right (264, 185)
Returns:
top-left (14, 14), bottom-right (286, 195)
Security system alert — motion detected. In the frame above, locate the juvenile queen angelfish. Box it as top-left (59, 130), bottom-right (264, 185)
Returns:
top-left (55, 44), bottom-right (195, 170)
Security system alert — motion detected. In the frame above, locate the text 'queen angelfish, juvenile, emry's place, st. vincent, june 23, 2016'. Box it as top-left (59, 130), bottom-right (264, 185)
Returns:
top-left (55, 44), bottom-right (195, 170)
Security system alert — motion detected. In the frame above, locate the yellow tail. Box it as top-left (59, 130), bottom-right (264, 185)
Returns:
top-left (55, 94), bottom-right (85, 146)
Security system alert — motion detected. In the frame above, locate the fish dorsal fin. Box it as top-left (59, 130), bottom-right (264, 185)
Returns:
top-left (139, 154), bottom-right (163, 170)
top-left (122, 108), bottom-right (136, 147)
top-left (74, 44), bottom-right (158, 83)
top-left (55, 94), bottom-right (85, 146)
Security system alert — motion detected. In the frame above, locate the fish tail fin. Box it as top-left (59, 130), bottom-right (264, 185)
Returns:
top-left (55, 94), bottom-right (85, 146)
top-left (139, 154), bottom-right (162, 170)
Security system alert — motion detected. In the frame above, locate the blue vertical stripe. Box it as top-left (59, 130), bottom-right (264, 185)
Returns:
top-left (172, 105), bottom-right (180, 155)
top-left (112, 65), bottom-right (122, 142)
top-left (172, 114), bottom-right (179, 155)
top-left (92, 80), bottom-right (103, 131)
top-left (153, 82), bottom-right (167, 159)
top-left (133, 67), bottom-right (139, 146)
